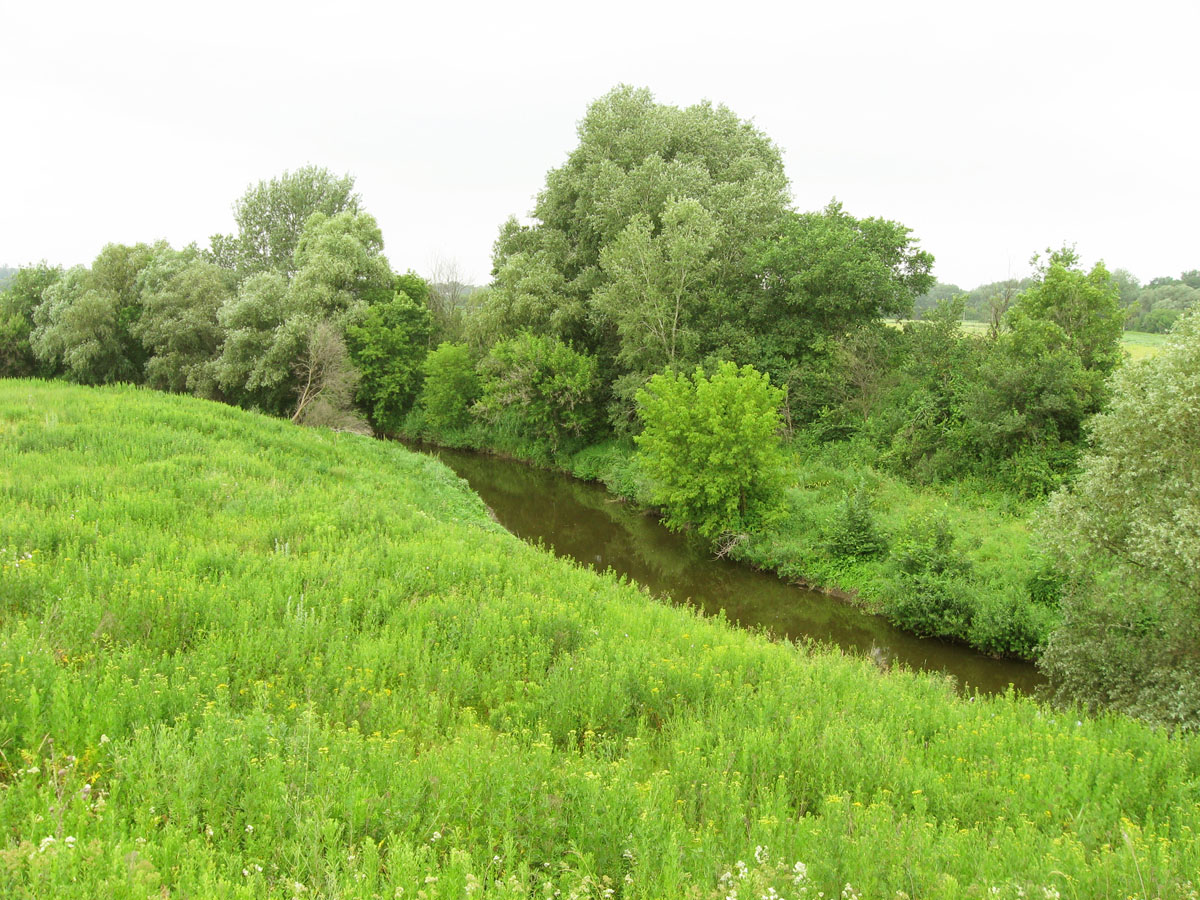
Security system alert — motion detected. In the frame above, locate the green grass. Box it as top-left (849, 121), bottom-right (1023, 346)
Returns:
top-left (898, 319), bottom-right (1168, 361)
top-left (3, 380), bottom-right (1199, 898)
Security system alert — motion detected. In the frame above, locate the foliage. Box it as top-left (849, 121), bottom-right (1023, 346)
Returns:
top-left (209, 165), bottom-right (360, 278)
top-left (133, 245), bottom-right (232, 396)
top-left (418, 342), bottom-right (481, 431)
top-left (474, 332), bottom-right (601, 456)
top-left (1039, 306), bottom-right (1200, 729)
top-left (485, 85), bottom-right (790, 387)
top-left (635, 361), bottom-right (786, 540)
top-left (344, 286), bottom-right (433, 433)
top-left (212, 270), bottom-right (296, 412)
top-left (0, 262), bottom-right (61, 377)
top-left (291, 320), bottom-right (369, 433)
top-left (744, 201), bottom-right (935, 380)
top-left (825, 487), bottom-right (888, 560)
top-left (213, 210), bottom-right (395, 416)
top-left (28, 243), bottom-right (157, 385)
top-left (3, 382), bottom-right (1200, 898)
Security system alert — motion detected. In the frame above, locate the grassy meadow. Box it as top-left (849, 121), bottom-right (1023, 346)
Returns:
top-left (3, 381), bottom-right (1200, 898)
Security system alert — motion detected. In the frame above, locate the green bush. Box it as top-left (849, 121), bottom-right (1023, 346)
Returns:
top-left (824, 488), bottom-right (888, 560)
top-left (635, 361), bottom-right (786, 541)
top-left (418, 342), bottom-right (480, 432)
top-left (474, 332), bottom-right (602, 457)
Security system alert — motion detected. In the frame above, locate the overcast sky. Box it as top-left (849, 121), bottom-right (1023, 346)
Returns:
top-left (3, 0), bottom-right (1197, 288)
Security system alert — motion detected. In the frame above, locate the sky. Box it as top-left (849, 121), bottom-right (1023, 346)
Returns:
top-left (3, 0), bottom-right (1197, 289)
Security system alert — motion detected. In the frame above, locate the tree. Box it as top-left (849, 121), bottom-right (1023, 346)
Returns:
top-left (210, 166), bottom-right (360, 278)
top-left (426, 254), bottom-right (475, 342)
top-left (635, 361), bottom-right (786, 540)
top-left (592, 198), bottom-right (717, 377)
top-left (212, 209), bottom-right (393, 415)
top-left (484, 85), bottom-right (790, 381)
top-left (28, 243), bottom-right (158, 386)
top-left (743, 201), bottom-right (935, 380)
top-left (1015, 247), bottom-right (1124, 376)
top-left (1039, 306), bottom-right (1200, 729)
top-left (291, 320), bottom-right (369, 434)
top-left (0, 263), bottom-right (61, 377)
top-left (344, 286), bottom-right (433, 433)
top-left (134, 246), bottom-right (232, 396)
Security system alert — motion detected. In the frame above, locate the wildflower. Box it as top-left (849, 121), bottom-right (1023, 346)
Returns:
top-left (38, 836), bottom-right (56, 853)
top-left (100, 734), bottom-right (110, 744)
top-left (430, 830), bottom-right (442, 843)
top-left (245, 824), bottom-right (254, 833)
top-left (754, 845), bottom-right (769, 864)
top-left (736, 860), bottom-right (748, 879)
top-left (1043, 888), bottom-right (1060, 900)
top-left (793, 862), bottom-right (808, 884)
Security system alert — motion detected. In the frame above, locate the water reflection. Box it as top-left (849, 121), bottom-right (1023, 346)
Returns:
top-left (411, 443), bottom-right (1044, 696)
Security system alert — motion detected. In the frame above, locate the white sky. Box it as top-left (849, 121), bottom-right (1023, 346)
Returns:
top-left (2, 0), bottom-right (1197, 288)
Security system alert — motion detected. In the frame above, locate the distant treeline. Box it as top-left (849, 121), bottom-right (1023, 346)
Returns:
top-left (917, 268), bottom-right (1200, 333)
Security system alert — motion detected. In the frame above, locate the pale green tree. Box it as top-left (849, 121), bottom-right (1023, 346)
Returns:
top-left (1040, 307), bottom-right (1200, 728)
top-left (134, 246), bottom-right (233, 396)
top-left (593, 198), bottom-right (718, 377)
top-left (484, 85), bottom-right (790, 378)
top-left (210, 166), bottom-right (360, 278)
top-left (213, 209), bottom-right (392, 415)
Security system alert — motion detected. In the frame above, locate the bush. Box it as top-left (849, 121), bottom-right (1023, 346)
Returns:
top-left (885, 516), bottom-right (975, 641)
top-left (824, 488), bottom-right (888, 560)
top-left (635, 361), bottom-right (786, 540)
top-left (474, 332), bottom-right (602, 457)
top-left (418, 342), bottom-right (480, 432)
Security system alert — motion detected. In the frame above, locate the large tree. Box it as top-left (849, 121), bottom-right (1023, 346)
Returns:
top-left (212, 209), bottom-right (392, 415)
top-left (133, 245), bottom-right (233, 396)
top-left (742, 201), bottom-right (935, 380)
top-left (28, 243), bottom-right (157, 385)
top-left (484, 85), bottom-right (791, 380)
top-left (1039, 306), bottom-right (1200, 729)
top-left (210, 166), bottom-right (360, 278)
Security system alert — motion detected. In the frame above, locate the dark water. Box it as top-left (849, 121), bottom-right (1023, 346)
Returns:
top-left (414, 443), bottom-right (1044, 696)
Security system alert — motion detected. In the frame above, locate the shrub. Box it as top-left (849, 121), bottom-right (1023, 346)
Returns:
top-left (635, 361), bottom-right (786, 541)
top-left (824, 488), bottom-right (888, 560)
top-left (474, 332), bottom-right (601, 457)
top-left (418, 342), bottom-right (480, 432)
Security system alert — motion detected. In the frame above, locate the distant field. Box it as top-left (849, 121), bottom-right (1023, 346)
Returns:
top-left (895, 319), bottom-right (1166, 360)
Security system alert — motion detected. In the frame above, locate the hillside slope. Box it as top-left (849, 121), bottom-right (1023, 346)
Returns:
top-left (1, 381), bottom-right (1197, 898)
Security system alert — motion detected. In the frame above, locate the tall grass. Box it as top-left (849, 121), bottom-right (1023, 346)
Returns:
top-left (2, 381), bottom-right (1198, 898)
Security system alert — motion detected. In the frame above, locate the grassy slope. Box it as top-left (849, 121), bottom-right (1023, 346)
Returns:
top-left (2, 381), bottom-right (1198, 899)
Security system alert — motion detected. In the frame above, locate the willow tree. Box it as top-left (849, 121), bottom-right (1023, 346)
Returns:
top-left (483, 85), bottom-right (791, 389)
top-left (1040, 307), bottom-right (1200, 729)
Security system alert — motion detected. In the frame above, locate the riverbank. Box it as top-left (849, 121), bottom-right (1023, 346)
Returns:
top-left (401, 422), bottom-right (1057, 661)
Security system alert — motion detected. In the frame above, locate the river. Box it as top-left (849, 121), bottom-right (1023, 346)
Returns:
top-left (412, 443), bottom-right (1044, 696)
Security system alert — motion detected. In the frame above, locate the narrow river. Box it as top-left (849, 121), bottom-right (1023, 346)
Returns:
top-left (414, 444), bottom-right (1044, 696)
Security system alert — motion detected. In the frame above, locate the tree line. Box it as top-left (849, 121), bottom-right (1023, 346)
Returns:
top-left (917, 268), bottom-right (1200, 334)
top-left (2, 85), bottom-right (1197, 729)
